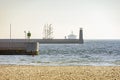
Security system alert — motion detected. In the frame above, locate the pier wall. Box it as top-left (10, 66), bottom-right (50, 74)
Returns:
top-left (0, 42), bottom-right (39, 55)
top-left (0, 39), bottom-right (82, 44)
top-left (0, 39), bottom-right (82, 55)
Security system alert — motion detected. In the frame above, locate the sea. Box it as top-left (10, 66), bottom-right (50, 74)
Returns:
top-left (0, 40), bottom-right (120, 66)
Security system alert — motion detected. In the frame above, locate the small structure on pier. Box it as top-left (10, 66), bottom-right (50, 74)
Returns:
top-left (68, 31), bottom-right (77, 39)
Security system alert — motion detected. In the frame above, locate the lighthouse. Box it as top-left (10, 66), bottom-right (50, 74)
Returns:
top-left (79, 28), bottom-right (84, 43)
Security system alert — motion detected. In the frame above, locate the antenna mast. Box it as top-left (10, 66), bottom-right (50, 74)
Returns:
top-left (43, 24), bottom-right (53, 39)
top-left (10, 24), bottom-right (11, 39)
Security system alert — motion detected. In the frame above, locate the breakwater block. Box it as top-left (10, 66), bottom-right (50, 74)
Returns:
top-left (0, 42), bottom-right (39, 55)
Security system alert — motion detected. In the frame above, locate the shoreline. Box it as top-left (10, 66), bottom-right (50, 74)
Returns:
top-left (0, 63), bottom-right (120, 66)
top-left (0, 65), bottom-right (120, 80)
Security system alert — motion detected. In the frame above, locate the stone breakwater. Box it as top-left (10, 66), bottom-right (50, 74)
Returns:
top-left (0, 42), bottom-right (39, 55)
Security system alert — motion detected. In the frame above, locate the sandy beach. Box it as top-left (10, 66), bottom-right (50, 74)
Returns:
top-left (0, 65), bottom-right (119, 80)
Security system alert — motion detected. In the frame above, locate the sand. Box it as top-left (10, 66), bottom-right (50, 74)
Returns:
top-left (0, 65), bottom-right (120, 80)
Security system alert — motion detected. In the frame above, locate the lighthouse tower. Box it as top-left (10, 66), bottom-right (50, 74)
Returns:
top-left (79, 28), bottom-right (84, 43)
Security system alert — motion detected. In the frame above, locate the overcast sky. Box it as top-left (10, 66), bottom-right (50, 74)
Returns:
top-left (0, 0), bottom-right (120, 39)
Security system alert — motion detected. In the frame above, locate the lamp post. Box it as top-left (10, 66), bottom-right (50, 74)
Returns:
top-left (24, 31), bottom-right (26, 39)
top-left (10, 24), bottom-right (11, 39)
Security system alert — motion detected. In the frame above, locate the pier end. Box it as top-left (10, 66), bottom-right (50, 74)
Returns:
top-left (0, 42), bottom-right (39, 55)
top-left (79, 28), bottom-right (84, 44)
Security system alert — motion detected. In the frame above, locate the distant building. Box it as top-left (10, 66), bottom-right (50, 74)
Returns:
top-left (68, 31), bottom-right (77, 39)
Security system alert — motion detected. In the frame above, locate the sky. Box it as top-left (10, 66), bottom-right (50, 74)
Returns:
top-left (0, 0), bottom-right (120, 39)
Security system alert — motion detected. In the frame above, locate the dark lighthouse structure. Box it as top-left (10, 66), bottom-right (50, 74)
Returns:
top-left (79, 28), bottom-right (84, 43)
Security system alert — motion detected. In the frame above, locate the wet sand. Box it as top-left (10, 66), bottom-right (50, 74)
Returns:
top-left (0, 65), bottom-right (120, 80)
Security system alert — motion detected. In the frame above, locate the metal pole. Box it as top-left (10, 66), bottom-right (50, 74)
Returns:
top-left (10, 24), bottom-right (11, 39)
top-left (24, 31), bottom-right (26, 39)
top-left (9, 24), bottom-right (12, 49)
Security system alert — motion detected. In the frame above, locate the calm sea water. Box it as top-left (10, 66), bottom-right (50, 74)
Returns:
top-left (0, 40), bottom-right (120, 66)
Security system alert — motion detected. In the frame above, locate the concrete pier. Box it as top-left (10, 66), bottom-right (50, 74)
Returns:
top-left (0, 39), bottom-right (82, 55)
top-left (0, 28), bottom-right (83, 55)
top-left (0, 39), bottom-right (81, 55)
top-left (0, 42), bottom-right (39, 55)
top-left (0, 39), bottom-right (82, 44)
